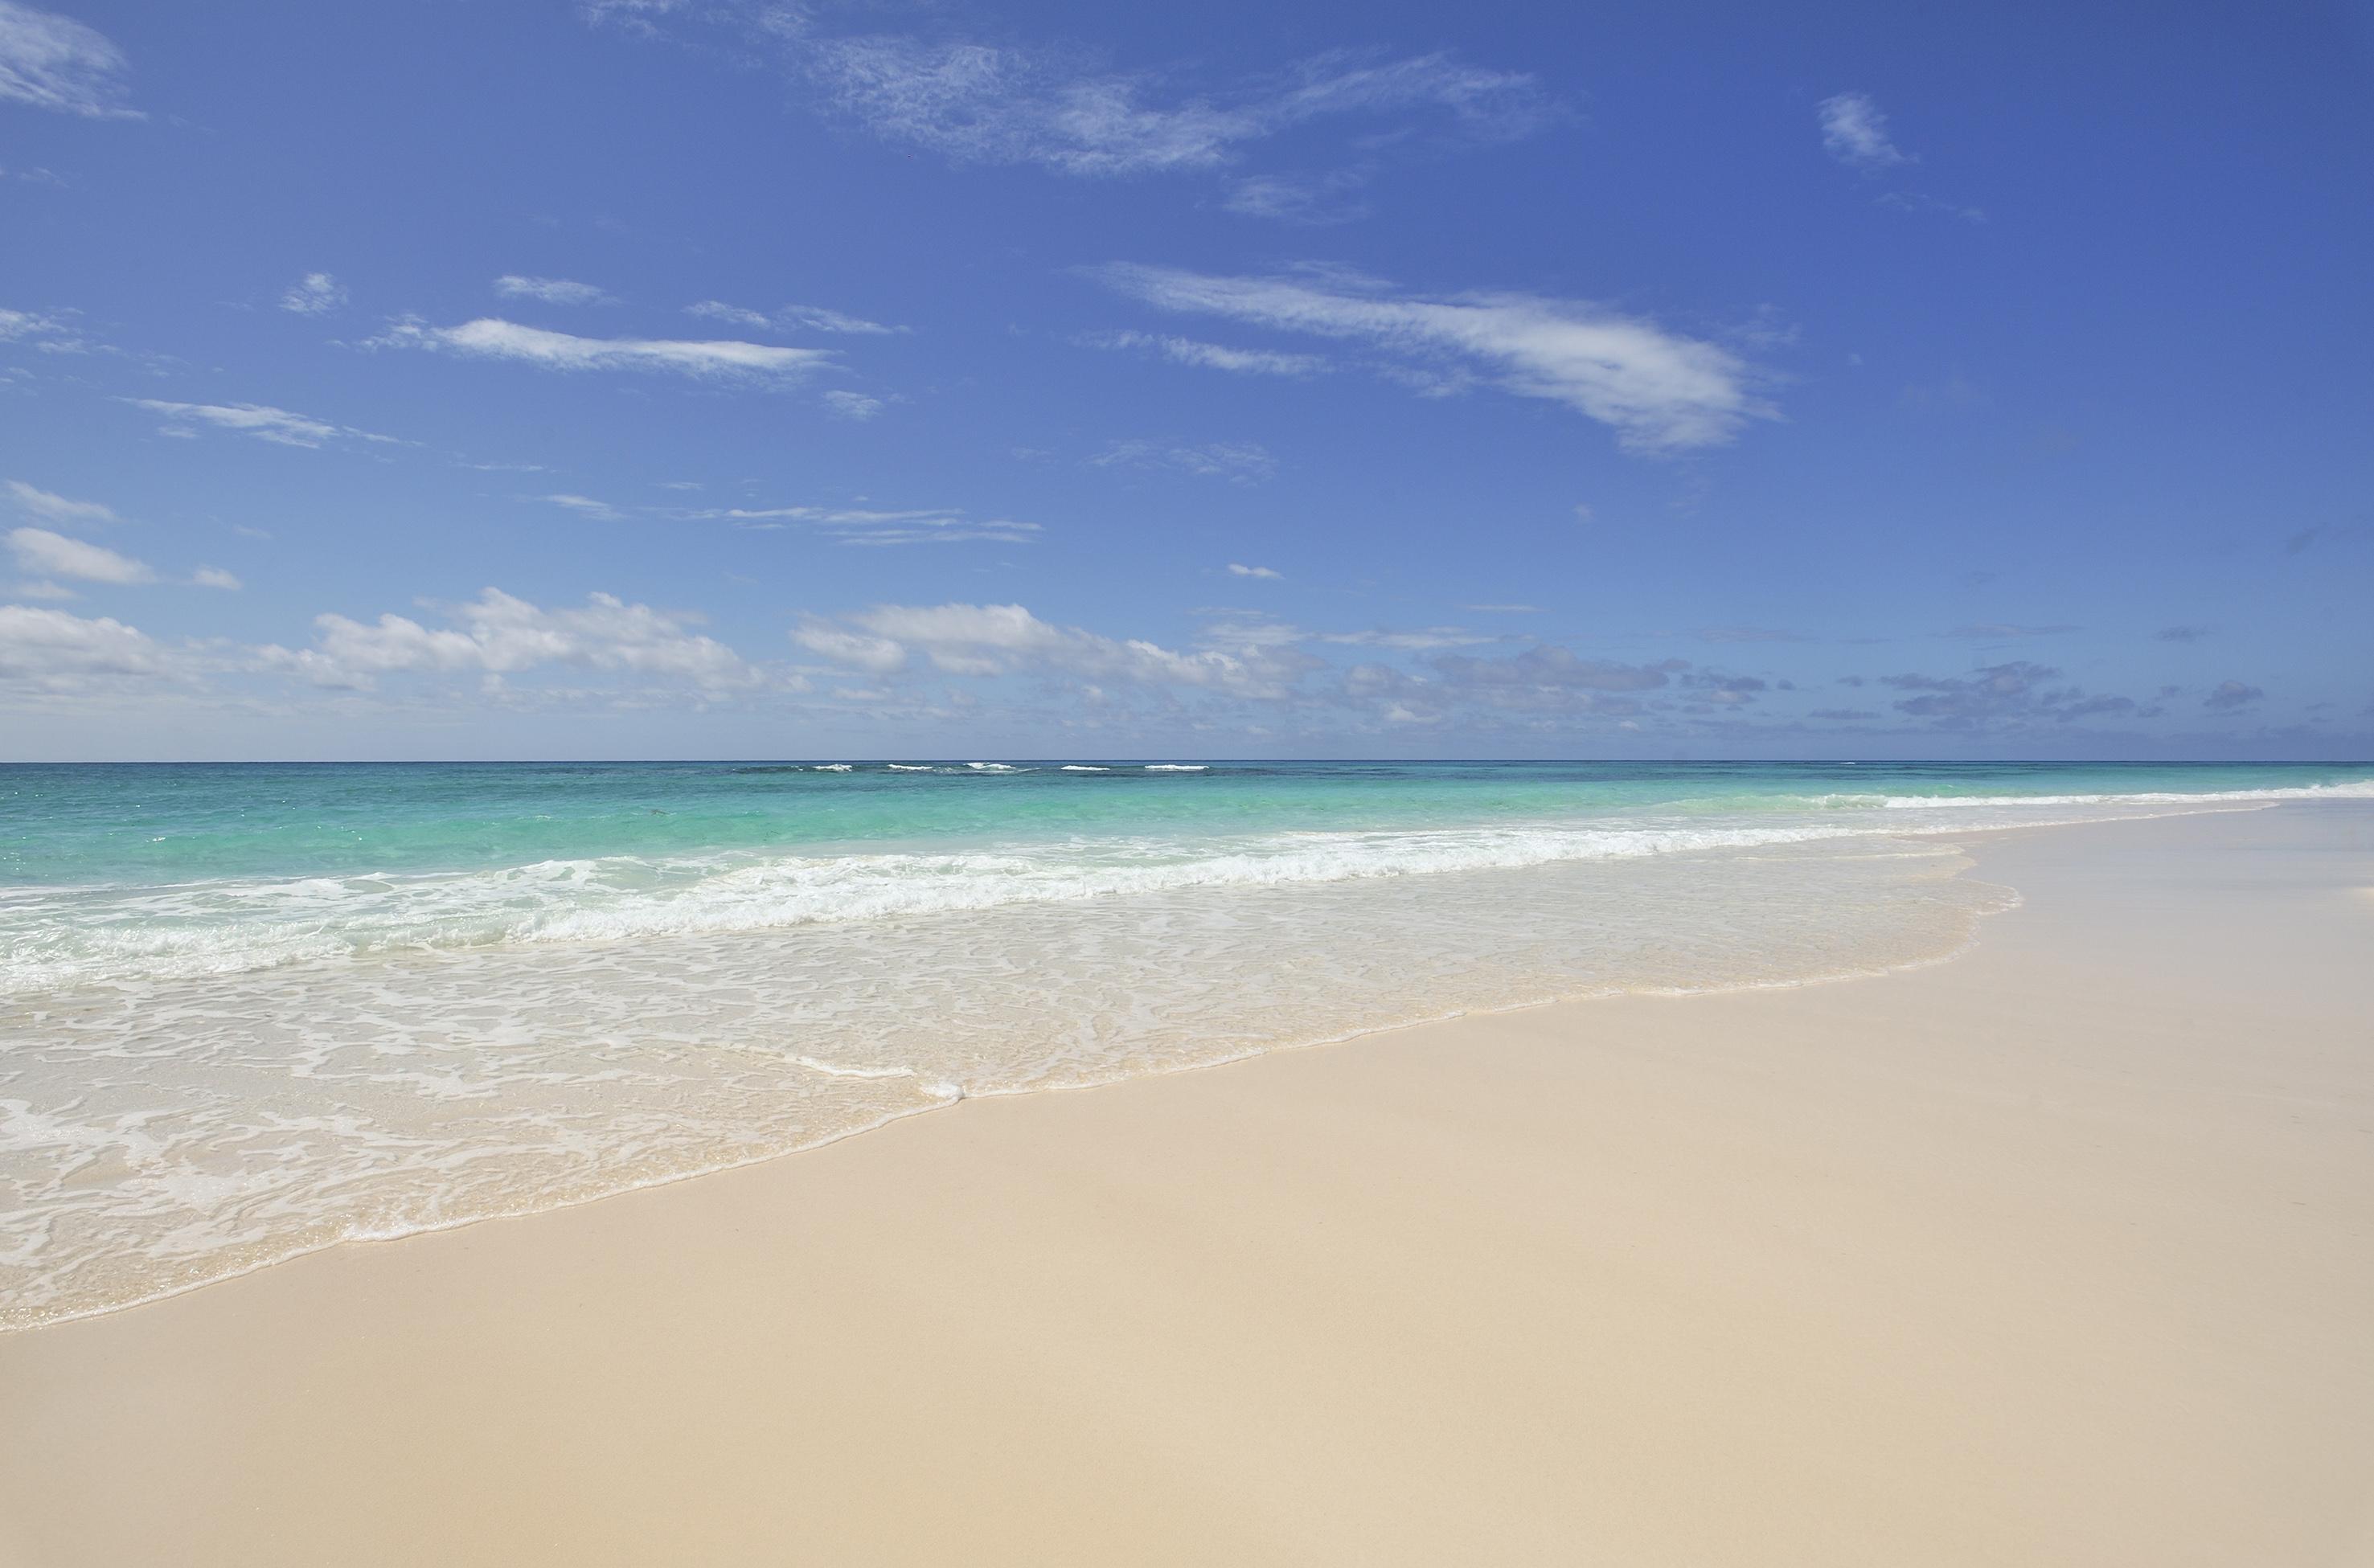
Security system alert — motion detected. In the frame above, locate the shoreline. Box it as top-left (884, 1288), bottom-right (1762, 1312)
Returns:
top-left (4, 816), bottom-right (2036, 1334)
top-left (3, 803), bottom-right (2371, 1564)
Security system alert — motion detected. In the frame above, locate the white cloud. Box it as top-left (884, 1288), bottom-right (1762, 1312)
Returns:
top-left (7, 478), bottom-right (119, 527)
top-left (1319, 627), bottom-right (1488, 650)
top-left (7, 526), bottom-right (152, 583)
top-left (688, 503), bottom-right (1039, 547)
top-left (0, 305), bottom-right (81, 350)
top-left (808, 601), bottom-right (1299, 698)
top-left (781, 303), bottom-right (906, 335)
top-left (540, 493), bottom-right (625, 521)
top-left (685, 300), bottom-right (772, 330)
top-left (775, 35), bottom-right (1550, 178)
top-left (1095, 264), bottom-right (1770, 452)
top-left (1221, 170), bottom-right (1370, 224)
top-left (822, 390), bottom-right (887, 420)
top-left (789, 621), bottom-right (907, 672)
top-left (123, 398), bottom-right (398, 448)
top-left (1085, 329), bottom-right (1326, 377)
top-left (687, 300), bottom-right (908, 335)
top-left (1228, 563), bottom-right (1281, 579)
top-left (495, 275), bottom-right (619, 306)
top-left (0, 604), bottom-right (166, 689)
top-left (1818, 91), bottom-right (1912, 171)
top-left (1089, 439), bottom-right (1276, 482)
top-left (0, 1), bottom-right (138, 118)
top-left (372, 317), bottom-right (834, 381)
top-left (279, 272), bottom-right (347, 316)
top-left (289, 588), bottom-right (765, 691)
top-left (10, 578), bottom-right (76, 600)
top-left (191, 565), bottom-right (241, 590)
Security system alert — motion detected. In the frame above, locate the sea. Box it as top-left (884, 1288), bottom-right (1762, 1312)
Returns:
top-left (3, 758), bottom-right (2368, 1329)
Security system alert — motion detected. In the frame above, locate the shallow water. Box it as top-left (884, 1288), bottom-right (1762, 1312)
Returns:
top-left (3, 759), bottom-right (2368, 1327)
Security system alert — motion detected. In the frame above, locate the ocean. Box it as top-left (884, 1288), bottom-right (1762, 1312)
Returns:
top-left (3, 758), bottom-right (2368, 1328)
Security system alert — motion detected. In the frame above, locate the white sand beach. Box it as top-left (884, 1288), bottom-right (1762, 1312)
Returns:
top-left (2, 804), bottom-right (2369, 1566)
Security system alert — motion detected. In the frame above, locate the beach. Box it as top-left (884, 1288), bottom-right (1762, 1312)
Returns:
top-left (2, 802), bottom-right (2368, 1564)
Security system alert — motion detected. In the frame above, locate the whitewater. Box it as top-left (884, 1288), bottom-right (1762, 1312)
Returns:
top-left (2, 759), bottom-right (2368, 1327)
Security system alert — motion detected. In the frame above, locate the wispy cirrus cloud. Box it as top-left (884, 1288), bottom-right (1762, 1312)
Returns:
top-left (123, 398), bottom-right (400, 448)
top-left (1087, 439), bottom-right (1276, 483)
top-left (1083, 329), bottom-right (1327, 377)
top-left (0, 305), bottom-right (87, 352)
top-left (684, 504), bottom-right (1040, 547)
top-left (495, 275), bottom-right (619, 306)
top-left (686, 300), bottom-right (908, 335)
top-left (0, 1), bottom-right (139, 119)
top-left (1093, 264), bottom-right (1772, 452)
top-left (371, 317), bottom-right (834, 381)
top-left (7, 478), bottom-right (120, 528)
top-left (765, 31), bottom-right (1552, 179)
top-left (1228, 563), bottom-right (1281, 579)
top-left (1818, 91), bottom-right (1911, 171)
top-left (539, 493), bottom-right (625, 521)
top-left (279, 272), bottom-right (347, 316)
top-left (822, 390), bottom-right (889, 420)
top-left (1221, 169), bottom-right (1373, 225)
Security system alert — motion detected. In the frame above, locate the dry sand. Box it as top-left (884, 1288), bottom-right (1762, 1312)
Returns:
top-left (2, 804), bottom-right (2370, 1566)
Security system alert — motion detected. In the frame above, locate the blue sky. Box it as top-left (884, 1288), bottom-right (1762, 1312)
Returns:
top-left (2, 0), bottom-right (2368, 760)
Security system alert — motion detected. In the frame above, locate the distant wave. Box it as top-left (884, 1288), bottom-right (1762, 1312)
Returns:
top-left (1061, 764), bottom-right (1110, 772)
top-left (1144, 764), bottom-right (1208, 772)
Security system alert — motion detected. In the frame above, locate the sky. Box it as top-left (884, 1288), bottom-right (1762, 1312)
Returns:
top-left (2, 0), bottom-right (2368, 761)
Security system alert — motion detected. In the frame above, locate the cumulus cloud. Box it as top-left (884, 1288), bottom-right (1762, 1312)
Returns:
top-left (1093, 264), bottom-right (1769, 452)
top-left (123, 398), bottom-right (399, 448)
top-left (282, 588), bottom-right (766, 691)
top-left (191, 565), bottom-right (241, 590)
top-left (7, 526), bottom-right (151, 583)
top-left (1818, 91), bottom-right (1911, 171)
top-left (0, 1), bottom-right (138, 118)
top-left (279, 272), bottom-right (346, 316)
top-left (1083, 329), bottom-right (1327, 377)
top-left (7, 478), bottom-right (119, 527)
top-left (1879, 661), bottom-right (2148, 729)
top-left (494, 275), bottom-right (618, 306)
top-left (798, 601), bottom-right (1306, 698)
top-left (371, 317), bottom-right (834, 381)
top-left (774, 34), bottom-right (1550, 178)
top-left (789, 621), bottom-right (907, 673)
top-left (1228, 563), bottom-right (1281, 579)
top-left (0, 604), bottom-right (169, 690)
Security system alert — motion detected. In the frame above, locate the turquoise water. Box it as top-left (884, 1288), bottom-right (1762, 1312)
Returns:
top-left (9, 759), bottom-right (2368, 890)
top-left (2, 759), bottom-right (2368, 1328)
